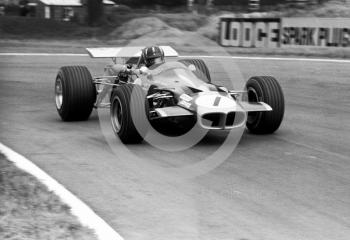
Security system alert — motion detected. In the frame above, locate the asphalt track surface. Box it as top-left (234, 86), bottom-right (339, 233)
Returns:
top-left (0, 54), bottom-right (350, 240)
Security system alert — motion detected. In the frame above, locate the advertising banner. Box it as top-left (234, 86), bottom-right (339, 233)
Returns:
top-left (220, 18), bottom-right (281, 48)
top-left (219, 17), bottom-right (350, 48)
top-left (281, 18), bottom-right (350, 48)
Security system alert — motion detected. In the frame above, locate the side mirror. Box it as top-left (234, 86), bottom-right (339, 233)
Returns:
top-left (188, 64), bottom-right (196, 72)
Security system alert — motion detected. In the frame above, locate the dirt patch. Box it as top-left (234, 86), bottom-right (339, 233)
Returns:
top-left (108, 16), bottom-right (220, 52)
top-left (155, 13), bottom-right (208, 31)
top-left (197, 15), bottom-right (221, 41)
top-left (109, 17), bottom-right (183, 40)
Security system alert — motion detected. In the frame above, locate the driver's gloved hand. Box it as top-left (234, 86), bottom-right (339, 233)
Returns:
top-left (118, 71), bottom-right (129, 82)
top-left (123, 64), bottom-right (133, 74)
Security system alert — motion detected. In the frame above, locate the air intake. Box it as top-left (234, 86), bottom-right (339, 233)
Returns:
top-left (202, 113), bottom-right (223, 127)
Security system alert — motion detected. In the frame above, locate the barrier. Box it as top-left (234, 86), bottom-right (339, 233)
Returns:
top-left (220, 18), bottom-right (281, 48)
top-left (219, 17), bottom-right (350, 48)
top-left (281, 18), bottom-right (350, 48)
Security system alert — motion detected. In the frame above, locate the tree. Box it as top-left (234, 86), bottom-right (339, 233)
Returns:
top-left (86, 0), bottom-right (104, 26)
top-left (154, 0), bottom-right (187, 6)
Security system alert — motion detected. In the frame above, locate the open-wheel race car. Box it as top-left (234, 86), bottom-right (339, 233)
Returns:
top-left (54, 46), bottom-right (284, 143)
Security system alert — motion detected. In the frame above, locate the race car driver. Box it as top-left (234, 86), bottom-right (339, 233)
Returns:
top-left (141, 46), bottom-right (165, 69)
top-left (106, 46), bottom-right (165, 82)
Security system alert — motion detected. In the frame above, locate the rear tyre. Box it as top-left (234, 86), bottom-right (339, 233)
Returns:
top-left (245, 76), bottom-right (284, 134)
top-left (178, 59), bottom-right (211, 83)
top-left (55, 66), bottom-right (96, 121)
top-left (110, 84), bottom-right (149, 143)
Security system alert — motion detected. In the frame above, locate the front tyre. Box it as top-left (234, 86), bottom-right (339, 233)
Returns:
top-left (110, 84), bottom-right (149, 144)
top-left (55, 66), bottom-right (96, 121)
top-left (246, 76), bottom-right (285, 134)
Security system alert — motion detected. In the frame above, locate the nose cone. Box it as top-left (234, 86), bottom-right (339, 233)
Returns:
top-left (195, 94), bottom-right (237, 112)
top-left (194, 93), bottom-right (246, 129)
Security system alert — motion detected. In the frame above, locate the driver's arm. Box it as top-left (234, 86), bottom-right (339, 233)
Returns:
top-left (124, 65), bottom-right (149, 76)
top-left (106, 64), bottom-right (126, 75)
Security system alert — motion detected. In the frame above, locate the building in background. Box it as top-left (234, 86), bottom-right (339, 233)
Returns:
top-left (0, 0), bottom-right (20, 4)
top-left (35, 0), bottom-right (115, 22)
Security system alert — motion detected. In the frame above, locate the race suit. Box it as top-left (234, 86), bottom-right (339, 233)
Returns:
top-left (104, 64), bottom-right (149, 85)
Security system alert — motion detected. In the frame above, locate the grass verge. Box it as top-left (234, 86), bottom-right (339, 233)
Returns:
top-left (0, 153), bottom-right (97, 240)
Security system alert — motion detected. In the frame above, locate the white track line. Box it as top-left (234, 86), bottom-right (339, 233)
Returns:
top-left (0, 143), bottom-right (124, 240)
top-left (0, 52), bottom-right (350, 63)
top-left (0, 53), bottom-right (88, 56)
top-left (181, 55), bottom-right (350, 63)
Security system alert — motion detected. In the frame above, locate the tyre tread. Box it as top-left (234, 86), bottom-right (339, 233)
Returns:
top-left (56, 66), bottom-right (96, 121)
top-left (178, 59), bottom-right (211, 83)
top-left (246, 76), bottom-right (284, 134)
top-left (111, 84), bottom-right (148, 143)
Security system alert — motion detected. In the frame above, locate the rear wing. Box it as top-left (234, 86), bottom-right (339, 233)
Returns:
top-left (86, 46), bottom-right (178, 58)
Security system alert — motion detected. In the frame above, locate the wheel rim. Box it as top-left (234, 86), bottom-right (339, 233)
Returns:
top-left (247, 87), bottom-right (261, 125)
top-left (55, 77), bottom-right (63, 110)
top-left (111, 97), bottom-right (123, 133)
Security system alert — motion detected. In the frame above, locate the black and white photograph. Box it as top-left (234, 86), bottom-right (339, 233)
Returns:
top-left (0, 0), bottom-right (349, 239)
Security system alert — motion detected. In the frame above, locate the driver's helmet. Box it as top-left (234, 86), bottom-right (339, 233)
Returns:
top-left (142, 46), bottom-right (164, 67)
